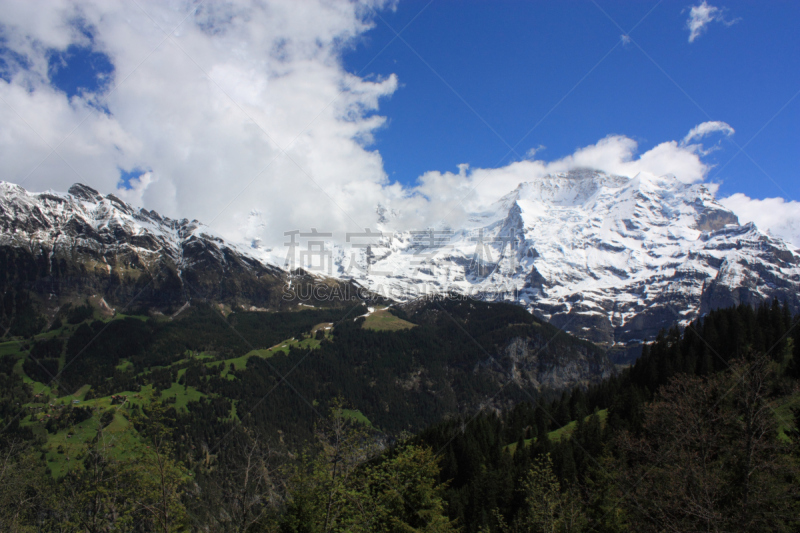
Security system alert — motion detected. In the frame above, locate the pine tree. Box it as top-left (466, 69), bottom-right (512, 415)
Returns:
top-left (534, 404), bottom-right (549, 438)
top-left (496, 453), bottom-right (586, 533)
top-left (130, 394), bottom-right (189, 532)
top-left (787, 322), bottom-right (800, 379)
top-left (513, 435), bottom-right (527, 467)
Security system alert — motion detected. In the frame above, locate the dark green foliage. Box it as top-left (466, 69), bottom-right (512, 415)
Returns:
top-left (581, 299), bottom-right (798, 434)
top-left (30, 337), bottom-right (63, 360)
top-left (1, 294), bottom-right (798, 531)
top-left (99, 408), bottom-right (115, 428)
top-left (410, 300), bottom-right (800, 532)
top-left (44, 405), bottom-right (93, 434)
top-left (0, 289), bottom-right (46, 338)
top-left (23, 337), bottom-right (63, 385)
top-left (0, 356), bottom-right (34, 440)
top-left (23, 356), bottom-right (59, 385)
top-left (787, 318), bottom-right (800, 379)
top-left (60, 318), bottom-right (154, 394)
top-left (66, 301), bottom-right (94, 324)
top-left (9, 296), bottom-right (607, 459)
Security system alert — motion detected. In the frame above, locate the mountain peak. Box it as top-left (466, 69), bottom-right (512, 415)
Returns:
top-left (2, 180), bottom-right (799, 350)
top-left (327, 172), bottom-right (800, 348)
top-left (68, 183), bottom-right (103, 202)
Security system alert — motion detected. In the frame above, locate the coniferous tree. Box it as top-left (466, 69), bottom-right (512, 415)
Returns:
top-left (787, 322), bottom-right (800, 379)
top-left (496, 453), bottom-right (586, 533)
top-left (613, 355), bottom-right (799, 532)
top-left (131, 395), bottom-right (189, 532)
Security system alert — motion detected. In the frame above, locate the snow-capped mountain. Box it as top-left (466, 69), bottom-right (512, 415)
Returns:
top-left (0, 181), bottom-right (358, 315)
top-left (327, 170), bottom-right (800, 347)
top-left (2, 172), bottom-right (798, 351)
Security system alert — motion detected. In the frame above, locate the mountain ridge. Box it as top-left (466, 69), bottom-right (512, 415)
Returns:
top-left (0, 181), bottom-right (366, 320)
top-left (324, 170), bottom-right (800, 347)
top-left (2, 173), bottom-right (799, 350)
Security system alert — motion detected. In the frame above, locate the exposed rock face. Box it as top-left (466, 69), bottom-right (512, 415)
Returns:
top-left (332, 170), bottom-right (800, 347)
top-left (502, 336), bottom-right (613, 390)
top-left (399, 297), bottom-right (615, 394)
top-left (0, 181), bottom-right (361, 314)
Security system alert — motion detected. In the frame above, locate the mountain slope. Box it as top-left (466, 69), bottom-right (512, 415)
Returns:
top-left (3, 174), bottom-right (798, 351)
top-left (330, 170), bottom-right (800, 347)
top-left (0, 181), bottom-right (363, 319)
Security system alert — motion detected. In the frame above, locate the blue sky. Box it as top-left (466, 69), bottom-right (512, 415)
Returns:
top-left (344, 0), bottom-right (799, 201)
top-left (0, 0), bottom-right (798, 247)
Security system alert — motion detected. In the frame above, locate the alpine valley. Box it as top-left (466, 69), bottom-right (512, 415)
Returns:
top-left (3, 1), bottom-right (800, 529)
top-left (2, 174), bottom-right (800, 532)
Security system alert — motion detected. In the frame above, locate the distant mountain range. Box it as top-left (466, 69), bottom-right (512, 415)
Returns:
top-left (2, 171), bottom-right (799, 352)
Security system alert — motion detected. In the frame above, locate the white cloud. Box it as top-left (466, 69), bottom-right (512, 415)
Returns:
top-left (719, 194), bottom-right (800, 248)
top-left (405, 127), bottom-right (718, 230)
top-left (682, 120), bottom-right (734, 145)
top-left (686, 1), bottom-right (740, 43)
top-left (1, 5), bottom-right (793, 255)
top-left (0, 0), bottom-right (397, 248)
top-left (116, 171), bottom-right (155, 207)
top-left (525, 145), bottom-right (546, 158)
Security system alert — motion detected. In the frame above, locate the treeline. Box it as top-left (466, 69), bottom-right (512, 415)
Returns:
top-left (0, 300), bottom-right (797, 531)
top-left (412, 300), bottom-right (800, 532)
top-left (16, 304), bottom-right (357, 396)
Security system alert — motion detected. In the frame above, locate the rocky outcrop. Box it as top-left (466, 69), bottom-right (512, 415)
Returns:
top-left (501, 336), bottom-right (613, 390)
top-left (332, 170), bottom-right (800, 347)
top-left (0, 182), bottom-right (365, 315)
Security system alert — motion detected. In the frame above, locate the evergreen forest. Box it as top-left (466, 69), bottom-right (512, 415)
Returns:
top-left (0, 294), bottom-right (798, 531)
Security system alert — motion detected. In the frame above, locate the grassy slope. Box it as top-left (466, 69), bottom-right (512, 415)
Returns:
top-left (5, 319), bottom-right (338, 477)
top-left (361, 308), bottom-right (416, 332)
top-left (340, 408), bottom-right (373, 427)
top-left (41, 409), bottom-right (144, 479)
top-left (216, 323), bottom-right (334, 375)
top-left (506, 409), bottom-right (609, 455)
top-left (23, 381), bottom-right (210, 477)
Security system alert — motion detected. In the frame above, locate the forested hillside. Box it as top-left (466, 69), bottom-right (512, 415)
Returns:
top-left (0, 298), bottom-right (797, 531)
top-left (414, 300), bottom-right (800, 532)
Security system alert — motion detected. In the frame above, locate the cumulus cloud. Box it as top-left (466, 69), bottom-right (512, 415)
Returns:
top-left (686, 1), bottom-right (740, 43)
top-left (405, 126), bottom-right (800, 250)
top-left (0, 0), bottom-right (397, 249)
top-left (1, 3), bottom-right (793, 254)
top-left (719, 194), bottom-right (800, 249)
top-left (406, 127), bottom-right (720, 230)
top-left (525, 145), bottom-right (545, 158)
top-left (682, 120), bottom-right (734, 145)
